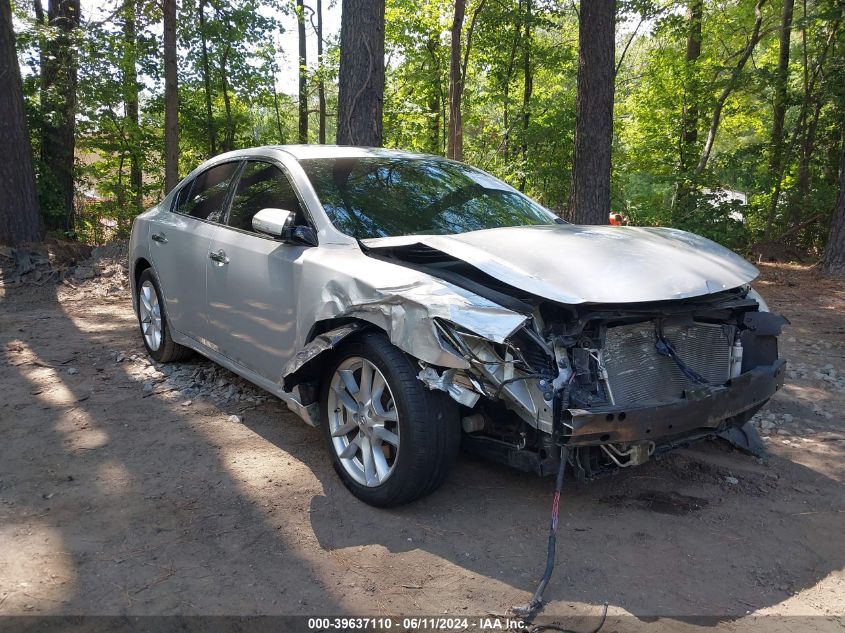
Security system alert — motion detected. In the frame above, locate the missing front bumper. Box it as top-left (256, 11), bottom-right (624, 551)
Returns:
top-left (561, 359), bottom-right (786, 446)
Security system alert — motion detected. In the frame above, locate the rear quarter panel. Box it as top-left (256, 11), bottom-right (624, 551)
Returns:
top-left (128, 206), bottom-right (157, 315)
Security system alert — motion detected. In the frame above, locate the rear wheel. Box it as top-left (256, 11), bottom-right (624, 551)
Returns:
top-left (136, 269), bottom-right (192, 363)
top-left (320, 333), bottom-right (460, 507)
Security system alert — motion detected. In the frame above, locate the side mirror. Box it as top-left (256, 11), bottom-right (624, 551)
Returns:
top-left (252, 208), bottom-right (294, 239)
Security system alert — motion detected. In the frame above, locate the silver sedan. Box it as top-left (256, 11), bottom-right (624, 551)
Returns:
top-left (129, 145), bottom-right (786, 506)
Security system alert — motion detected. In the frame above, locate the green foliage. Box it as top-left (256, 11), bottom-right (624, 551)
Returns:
top-left (10, 0), bottom-right (845, 254)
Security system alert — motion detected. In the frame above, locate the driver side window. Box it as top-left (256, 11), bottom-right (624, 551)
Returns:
top-left (227, 161), bottom-right (306, 233)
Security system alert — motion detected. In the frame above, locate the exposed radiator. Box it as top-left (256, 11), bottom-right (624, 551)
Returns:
top-left (601, 320), bottom-right (734, 406)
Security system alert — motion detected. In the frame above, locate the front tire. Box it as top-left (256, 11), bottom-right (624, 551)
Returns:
top-left (320, 333), bottom-right (460, 507)
top-left (136, 269), bottom-right (192, 363)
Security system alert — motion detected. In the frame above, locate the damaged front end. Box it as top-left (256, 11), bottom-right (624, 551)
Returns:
top-left (278, 229), bottom-right (786, 481)
top-left (416, 287), bottom-right (787, 479)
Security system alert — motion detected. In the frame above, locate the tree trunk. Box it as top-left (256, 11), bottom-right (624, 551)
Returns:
top-left (123, 0), bottom-right (142, 211)
top-left (115, 145), bottom-right (126, 209)
top-left (447, 0), bottom-right (466, 161)
top-left (0, 0), bottom-right (44, 245)
top-left (568, 0), bottom-right (615, 225)
top-left (502, 2), bottom-right (521, 160)
top-left (197, 0), bottom-right (216, 157)
top-left (679, 0), bottom-right (702, 173)
top-left (795, 0), bottom-right (813, 206)
top-left (822, 131), bottom-right (845, 276)
top-left (674, 0), bottom-right (703, 215)
top-left (33, 0), bottom-right (44, 25)
top-left (336, 0), bottom-right (385, 146)
top-left (519, 0), bottom-right (532, 191)
top-left (694, 0), bottom-right (766, 176)
top-left (446, 0), bottom-right (485, 161)
top-left (210, 4), bottom-right (236, 152)
top-left (39, 0), bottom-right (80, 232)
top-left (764, 0), bottom-right (795, 237)
top-left (780, 17), bottom-right (839, 225)
top-left (163, 0), bottom-right (179, 191)
top-left (269, 60), bottom-right (284, 143)
top-left (316, 0), bottom-right (326, 144)
top-left (796, 98), bottom-right (821, 203)
top-left (297, 0), bottom-right (307, 143)
top-left (219, 41), bottom-right (235, 152)
top-left (425, 36), bottom-right (442, 153)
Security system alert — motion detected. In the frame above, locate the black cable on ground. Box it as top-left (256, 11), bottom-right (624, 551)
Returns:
top-left (512, 445), bottom-right (608, 633)
top-left (512, 445), bottom-right (568, 619)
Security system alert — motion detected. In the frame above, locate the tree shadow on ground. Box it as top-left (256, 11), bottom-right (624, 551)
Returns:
top-left (0, 284), bottom-right (343, 617)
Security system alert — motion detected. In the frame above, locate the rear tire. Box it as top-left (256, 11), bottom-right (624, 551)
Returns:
top-left (319, 332), bottom-right (461, 507)
top-left (136, 268), bottom-right (193, 363)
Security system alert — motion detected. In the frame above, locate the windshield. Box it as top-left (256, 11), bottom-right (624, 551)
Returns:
top-left (299, 156), bottom-right (558, 239)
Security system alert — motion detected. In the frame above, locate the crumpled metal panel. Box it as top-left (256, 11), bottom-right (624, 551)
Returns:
top-left (282, 322), bottom-right (365, 379)
top-left (280, 246), bottom-right (527, 380)
top-left (363, 224), bottom-right (760, 304)
top-left (417, 365), bottom-right (481, 407)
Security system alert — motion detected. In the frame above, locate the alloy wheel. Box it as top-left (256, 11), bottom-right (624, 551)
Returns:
top-left (139, 279), bottom-right (163, 351)
top-left (327, 357), bottom-right (401, 487)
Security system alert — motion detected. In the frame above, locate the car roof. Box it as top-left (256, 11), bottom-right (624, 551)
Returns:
top-left (270, 144), bottom-right (436, 161)
top-left (193, 145), bottom-right (446, 170)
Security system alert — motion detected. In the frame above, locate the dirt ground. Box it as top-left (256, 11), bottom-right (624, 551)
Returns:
top-left (1, 254), bottom-right (844, 631)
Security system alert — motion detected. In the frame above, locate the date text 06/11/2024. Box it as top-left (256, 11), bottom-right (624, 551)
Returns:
top-left (306, 617), bottom-right (527, 630)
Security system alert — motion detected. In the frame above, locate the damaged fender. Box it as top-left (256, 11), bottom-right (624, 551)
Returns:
top-left (282, 322), bottom-right (366, 387)
top-left (277, 246), bottom-right (527, 397)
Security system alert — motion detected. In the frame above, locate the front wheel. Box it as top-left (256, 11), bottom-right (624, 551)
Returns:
top-left (320, 333), bottom-right (460, 507)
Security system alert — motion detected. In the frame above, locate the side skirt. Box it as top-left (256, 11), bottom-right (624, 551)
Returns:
top-left (169, 329), bottom-right (319, 426)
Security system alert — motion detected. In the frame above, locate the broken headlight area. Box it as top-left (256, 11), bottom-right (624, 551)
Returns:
top-left (418, 288), bottom-right (788, 480)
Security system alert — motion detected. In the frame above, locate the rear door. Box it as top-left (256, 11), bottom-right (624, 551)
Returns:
top-left (151, 161), bottom-right (241, 342)
top-left (205, 160), bottom-right (314, 379)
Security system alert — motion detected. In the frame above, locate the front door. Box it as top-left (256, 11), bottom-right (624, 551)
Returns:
top-left (205, 160), bottom-right (312, 381)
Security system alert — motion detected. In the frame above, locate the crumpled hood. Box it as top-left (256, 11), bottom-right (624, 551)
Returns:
top-left (362, 224), bottom-right (759, 305)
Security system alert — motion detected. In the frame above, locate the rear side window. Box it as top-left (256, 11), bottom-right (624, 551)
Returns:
top-left (227, 161), bottom-right (306, 233)
top-left (173, 180), bottom-right (195, 215)
top-left (178, 162), bottom-right (240, 222)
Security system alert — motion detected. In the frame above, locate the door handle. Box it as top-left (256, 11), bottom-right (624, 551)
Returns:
top-left (151, 232), bottom-right (167, 244)
top-left (209, 249), bottom-right (230, 265)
